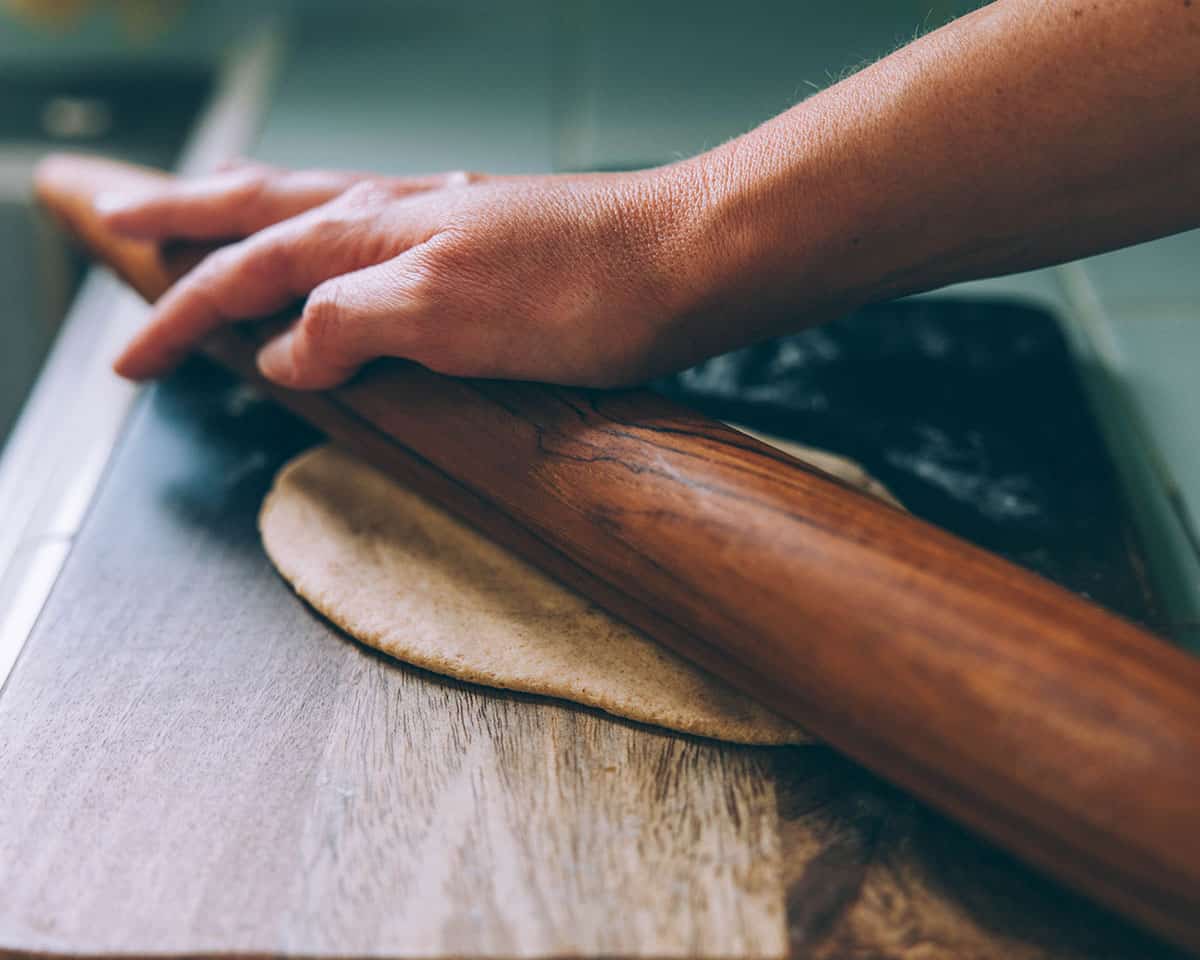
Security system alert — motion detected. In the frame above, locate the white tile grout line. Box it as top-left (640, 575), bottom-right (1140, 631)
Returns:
top-left (0, 21), bottom-right (284, 694)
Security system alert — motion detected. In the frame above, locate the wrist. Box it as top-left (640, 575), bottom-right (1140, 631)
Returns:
top-left (607, 126), bottom-right (883, 375)
top-left (653, 130), bottom-right (869, 350)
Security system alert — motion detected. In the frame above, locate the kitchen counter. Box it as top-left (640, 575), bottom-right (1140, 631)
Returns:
top-left (0, 358), bottom-right (1183, 959)
top-left (1, 4), bottom-right (1198, 957)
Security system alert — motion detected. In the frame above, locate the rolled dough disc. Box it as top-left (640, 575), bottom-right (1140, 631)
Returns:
top-left (259, 436), bottom-right (897, 746)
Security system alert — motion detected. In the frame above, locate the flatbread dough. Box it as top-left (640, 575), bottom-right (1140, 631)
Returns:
top-left (259, 437), bottom-right (896, 746)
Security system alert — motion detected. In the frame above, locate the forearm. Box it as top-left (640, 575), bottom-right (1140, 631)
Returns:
top-left (90, 0), bottom-right (1199, 390)
top-left (679, 0), bottom-right (1200, 341)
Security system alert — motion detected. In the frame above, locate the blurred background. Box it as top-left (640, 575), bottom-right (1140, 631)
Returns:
top-left (1, 0), bottom-right (1197, 650)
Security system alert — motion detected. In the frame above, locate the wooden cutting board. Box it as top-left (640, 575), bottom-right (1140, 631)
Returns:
top-left (0, 362), bottom-right (1182, 959)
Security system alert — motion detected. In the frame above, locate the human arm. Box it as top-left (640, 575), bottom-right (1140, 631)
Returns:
top-left (102, 0), bottom-right (1200, 390)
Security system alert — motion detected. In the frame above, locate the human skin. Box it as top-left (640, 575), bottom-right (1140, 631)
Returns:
top-left (101, 0), bottom-right (1200, 391)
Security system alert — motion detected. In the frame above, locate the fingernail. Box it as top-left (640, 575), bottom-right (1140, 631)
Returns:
top-left (257, 330), bottom-right (297, 384)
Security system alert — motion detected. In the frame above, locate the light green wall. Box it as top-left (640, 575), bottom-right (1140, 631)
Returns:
top-left (0, 0), bottom-right (982, 68)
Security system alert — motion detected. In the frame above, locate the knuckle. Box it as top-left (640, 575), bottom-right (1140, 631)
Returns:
top-left (402, 248), bottom-right (451, 308)
top-left (442, 169), bottom-right (483, 188)
top-left (200, 235), bottom-right (291, 295)
top-left (214, 169), bottom-right (276, 233)
top-left (245, 236), bottom-right (291, 284)
top-left (308, 183), bottom-right (392, 242)
top-left (216, 236), bottom-right (278, 286)
top-left (411, 232), bottom-right (488, 300)
top-left (224, 167), bottom-right (273, 205)
top-left (301, 284), bottom-right (346, 351)
top-left (336, 179), bottom-right (394, 209)
top-left (304, 206), bottom-right (385, 264)
top-left (418, 229), bottom-right (468, 273)
top-left (197, 244), bottom-right (244, 282)
top-left (304, 209), bottom-right (352, 246)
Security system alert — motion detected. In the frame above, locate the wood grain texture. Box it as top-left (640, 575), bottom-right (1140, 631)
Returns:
top-left (0, 373), bottom-right (785, 958)
top-left (772, 746), bottom-right (1189, 960)
top-left (0, 363), bottom-right (1184, 960)
top-left (33, 154), bottom-right (1200, 953)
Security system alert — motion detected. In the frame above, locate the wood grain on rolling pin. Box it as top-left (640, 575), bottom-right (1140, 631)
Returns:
top-left (34, 153), bottom-right (1200, 953)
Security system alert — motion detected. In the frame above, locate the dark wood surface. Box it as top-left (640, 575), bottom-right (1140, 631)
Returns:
top-left (27, 154), bottom-right (1200, 954)
top-left (0, 369), bottom-right (789, 957)
top-left (0, 362), bottom-right (1184, 959)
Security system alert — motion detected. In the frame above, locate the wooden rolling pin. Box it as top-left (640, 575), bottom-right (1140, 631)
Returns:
top-left (36, 153), bottom-right (1200, 953)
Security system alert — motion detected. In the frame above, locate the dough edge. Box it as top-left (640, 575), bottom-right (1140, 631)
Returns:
top-left (259, 439), bottom-right (894, 746)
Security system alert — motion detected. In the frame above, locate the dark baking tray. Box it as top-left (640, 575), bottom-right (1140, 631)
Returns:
top-left (655, 297), bottom-right (1161, 629)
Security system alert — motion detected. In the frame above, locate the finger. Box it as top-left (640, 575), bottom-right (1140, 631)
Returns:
top-left (256, 254), bottom-right (429, 390)
top-left (112, 242), bottom-right (296, 381)
top-left (96, 165), bottom-right (363, 241)
top-left (112, 187), bottom-right (421, 380)
top-left (97, 167), bottom-right (489, 242)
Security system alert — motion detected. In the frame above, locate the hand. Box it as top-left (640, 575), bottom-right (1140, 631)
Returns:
top-left (101, 159), bottom-right (717, 390)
